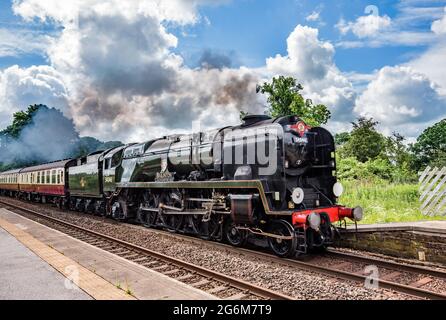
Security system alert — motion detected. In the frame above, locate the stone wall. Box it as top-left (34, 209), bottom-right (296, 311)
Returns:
top-left (335, 230), bottom-right (446, 265)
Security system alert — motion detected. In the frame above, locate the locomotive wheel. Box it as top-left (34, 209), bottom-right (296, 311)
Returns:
top-left (164, 214), bottom-right (184, 232)
top-left (159, 193), bottom-right (183, 232)
top-left (140, 193), bottom-right (160, 227)
top-left (224, 220), bottom-right (247, 247)
top-left (189, 215), bottom-right (203, 235)
top-left (267, 220), bottom-right (297, 258)
top-left (203, 215), bottom-right (222, 240)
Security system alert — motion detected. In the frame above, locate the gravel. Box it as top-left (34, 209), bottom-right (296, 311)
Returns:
top-left (1, 197), bottom-right (417, 300)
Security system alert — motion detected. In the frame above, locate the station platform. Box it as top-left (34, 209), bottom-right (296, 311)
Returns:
top-left (337, 221), bottom-right (446, 265)
top-left (0, 208), bottom-right (216, 300)
top-left (344, 220), bottom-right (446, 234)
top-left (0, 227), bottom-right (92, 300)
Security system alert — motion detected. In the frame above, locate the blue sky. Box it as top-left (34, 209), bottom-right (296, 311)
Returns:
top-left (1, 0), bottom-right (443, 72)
top-left (173, 0), bottom-right (440, 72)
top-left (0, 0), bottom-right (445, 142)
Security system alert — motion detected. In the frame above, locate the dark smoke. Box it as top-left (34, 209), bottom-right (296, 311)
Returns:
top-left (214, 73), bottom-right (260, 107)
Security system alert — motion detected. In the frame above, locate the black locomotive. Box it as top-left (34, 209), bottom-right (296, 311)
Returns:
top-left (0, 114), bottom-right (363, 257)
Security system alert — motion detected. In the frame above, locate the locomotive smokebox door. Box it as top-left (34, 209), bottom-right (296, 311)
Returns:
top-left (229, 194), bottom-right (258, 224)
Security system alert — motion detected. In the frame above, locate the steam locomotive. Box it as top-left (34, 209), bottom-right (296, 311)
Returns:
top-left (0, 115), bottom-right (363, 257)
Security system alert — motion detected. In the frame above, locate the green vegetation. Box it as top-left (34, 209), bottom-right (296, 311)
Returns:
top-left (241, 76), bottom-right (331, 126)
top-left (1, 104), bottom-right (41, 139)
top-left (411, 119), bottom-right (446, 169)
top-left (336, 117), bottom-right (446, 223)
top-left (340, 180), bottom-right (446, 224)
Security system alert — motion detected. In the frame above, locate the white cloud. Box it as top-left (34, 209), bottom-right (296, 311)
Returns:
top-left (266, 26), bottom-right (334, 80)
top-left (0, 28), bottom-right (50, 57)
top-left (2, 3), bottom-right (357, 142)
top-left (409, 41), bottom-right (446, 96)
top-left (337, 14), bottom-right (392, 38)
top-left (306, 11), bottom-right (320, 22)
top-left (7, 0), bottom-right (257, 142)
top-left (266, 25), bottom-right (356, 121)
top-left (431, 7), bottom-right (446, 34)
top-left (0, 65), bottom-right (69, 129)
top-left (336, 3), bottom-right (446, 48)
top-left (1, 0), bottom-right (444, 144)
top-left (354, 66), bottom-right (446, 136)
top-left (337, 31), bottom-right (436, 48)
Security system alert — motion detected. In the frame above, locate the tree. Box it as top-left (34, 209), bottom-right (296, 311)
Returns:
top-left (384, 133), bottom-right (416, 182)
top-left (335, 132), bottom-right (350, 146)
top-left (342, 117), bottom-right (385, 163)
top-left (258, 76), bottom-right (331, 126)
top-left (74, 137), bottom-right (123, 157)
top-left (411, 119), bottom-right (446, 169)
top-left (0, 104), bottom-right (43, 140)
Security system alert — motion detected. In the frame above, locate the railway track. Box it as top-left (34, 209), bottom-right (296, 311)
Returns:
top-left (190, 238), bottom-right (446, 300)
top-left (2, 197), bottom-right (446, 300)
top-left (0, 199), bottom-right (293, 300)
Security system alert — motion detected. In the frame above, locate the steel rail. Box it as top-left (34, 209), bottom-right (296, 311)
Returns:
top-left (325, 249), bottom-right (446, 280)
top-left (0, 199), bottom-right (293, 301)
top-left (2, 198), bottom-right (446, 300)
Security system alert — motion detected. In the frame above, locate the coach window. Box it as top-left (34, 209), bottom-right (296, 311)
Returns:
top-left (51, 170), bottom-right (56, 185)
top-left (60, 171), bottom-right (64, 184)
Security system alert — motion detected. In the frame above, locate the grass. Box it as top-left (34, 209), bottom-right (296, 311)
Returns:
top-left (339, 180), bottom-right (446, 224)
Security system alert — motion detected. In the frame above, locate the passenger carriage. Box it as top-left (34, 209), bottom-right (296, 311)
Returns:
top-left (0, 169), bottom-right (21, 196)
top-left (17, 159), bottom-right (75, 204)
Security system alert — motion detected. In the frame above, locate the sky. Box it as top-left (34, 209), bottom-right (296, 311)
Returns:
top-left (0, 0), bottom-right (445, 143)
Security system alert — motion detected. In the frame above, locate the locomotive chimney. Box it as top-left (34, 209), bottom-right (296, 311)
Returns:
top-left (241, 114), bottom-right (271, 126)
